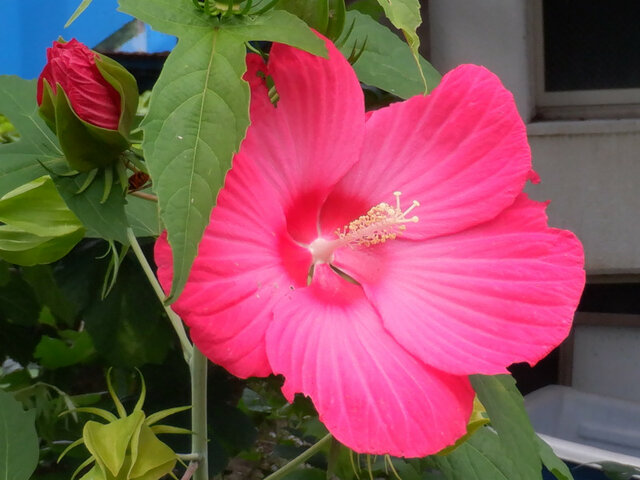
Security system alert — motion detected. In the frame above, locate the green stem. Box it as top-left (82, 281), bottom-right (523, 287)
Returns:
top-left (126, 228), bottom-right (193, 363)
top-left (127, 227), bottom-right (208, 478)
top-left (264, 434), bottom-right (333, 480)
top-left (190, 347), bottom-right (209, 480)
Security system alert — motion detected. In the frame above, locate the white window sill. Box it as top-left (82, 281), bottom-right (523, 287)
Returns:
top-left (527, 118), bottom-right (640, 137)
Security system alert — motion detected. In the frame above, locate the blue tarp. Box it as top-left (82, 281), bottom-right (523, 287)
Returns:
top-left (0, 0), bottom-right (176, 79)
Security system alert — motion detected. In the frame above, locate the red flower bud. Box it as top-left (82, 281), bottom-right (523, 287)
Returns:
top-left (37, 39), bottom-right (121, 130)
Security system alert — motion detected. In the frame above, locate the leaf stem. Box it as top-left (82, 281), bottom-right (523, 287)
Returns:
top-left (129, 191), bottom-right (158, 202)
top-left (190, 347), bottom-right (209, 480)
top-left (264, 434), bottom-right (333, 480)
top-left (125, 227), bottom-right (193, 363)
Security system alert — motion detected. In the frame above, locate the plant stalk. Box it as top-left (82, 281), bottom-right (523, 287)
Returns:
top-left (190, 347), bottom-right (209, 480)
top-left (126, 227), bottom-right (193, 362)
top-left (264, 434), bottom-right (333, 480)
top-left (127, 227), bottom-right (208, 478)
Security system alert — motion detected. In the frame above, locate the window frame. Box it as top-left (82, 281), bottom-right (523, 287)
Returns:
top-left (533, 0), bottom-right (640, 120)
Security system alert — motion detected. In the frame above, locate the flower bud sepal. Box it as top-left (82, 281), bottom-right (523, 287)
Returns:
top-left (38, 49), bottom-right (139, 172)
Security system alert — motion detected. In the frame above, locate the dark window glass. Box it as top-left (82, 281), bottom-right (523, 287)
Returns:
top-left (543, 0), bottom-right (640, 91)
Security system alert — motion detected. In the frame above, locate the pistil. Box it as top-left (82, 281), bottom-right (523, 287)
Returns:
top-left (309, 192), bottom-right (419, 265)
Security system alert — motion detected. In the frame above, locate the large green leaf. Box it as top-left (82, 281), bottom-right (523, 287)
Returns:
top-left (0, 76), bottom-right (66, 195)
top-left (432, 427), bottom-right (521, 480)
top-left (118, 0), bottom-right (327, 300)
top-left (54, 173), bottom-right (129, 244)
top-left (338, 10), bottom-right (441, 97)
top-left (470, 375), bottom-right (542, 480)
top-left (125, 194), bottom-right (160, 238)
top-left (373, 0), bottom-right (426, 90)
top-left (0, 389), bottom-right (39, 480)
top-left (0, 176), bottom-right (85, 266)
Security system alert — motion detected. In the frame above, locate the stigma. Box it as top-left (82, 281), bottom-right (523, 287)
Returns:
top-left (309, 192), bottom-right (419, 264)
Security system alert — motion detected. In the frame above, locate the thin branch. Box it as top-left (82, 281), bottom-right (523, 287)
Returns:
top-left (129, 190), bottom-right (158, 202)
top-left (126, 228), bottom-right (193, 363)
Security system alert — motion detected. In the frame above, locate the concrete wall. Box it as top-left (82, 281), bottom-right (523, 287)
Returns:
top-left (429, 0), bottom-right (640, 275)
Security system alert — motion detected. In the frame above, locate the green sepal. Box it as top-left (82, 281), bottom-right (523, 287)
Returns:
top-left (94, 53), bottom-right (139, 138)
top-left (83, 411), bottom-right (145, 477)
top-left (78, 464), bottom-right (107, 480)
top-left (145, 405), bottom-right (191, 426)
top-left (39, 80), bottom-right (129, 172)
top-left (149, 425), bottom-right (193, 435)
top-left (128, 424), bottom-right (177, 480)
top-left (326, 0), bottom-right (346, 40)
top-left (38, 80), bottom-right (57, 133)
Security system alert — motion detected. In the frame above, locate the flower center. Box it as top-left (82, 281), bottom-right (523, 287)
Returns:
top-left (309, 191), bottom-right (419, 265)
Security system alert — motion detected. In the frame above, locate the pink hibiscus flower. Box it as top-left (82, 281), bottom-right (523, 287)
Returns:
top-left (155, 36), bottom-right (585, 457)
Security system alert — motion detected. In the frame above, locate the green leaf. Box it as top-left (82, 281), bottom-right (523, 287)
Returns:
top-left (338, 10), bottom-right (440, 97)
top-left (438, 397), bottom-right (490, 456)
top-left (33, 330), bottom-right (96, 369)
top-left (598, 461), bottom-right (640, 480)
top-left (535, 436), bottom-right (573, 480)
top-left (82, 255), bottom-right (173, 367)
top-left (119, 0), bottom-right (326, 300)
top-left (0, 389), bottom-right (39, 480)
top-left (125, 194), bottom-right (160, 238)
top-left (0, 272), bottom-right (40, 326)
top-left (0, 176), bottom-right (85, 265)
top-left (0, 76), bottom-right (67, 196)
top-left (276, 0), bottom-right (330, 33)
top-left (276, 0), bottom-right (346, 39)
top-left (432, 427), bottom-right (522, 480)
top-left (65, 0), bottom-right (94, 27)
top-left (21, 264), bottom-right (78, 326)
top-left (373, 0), bottom-right (428, 91)
top-left (53, 172), bottom-right (129, 244)
top-left (348, 0), bottom-right (384, 19)
top-left (118, 0), bottom-right (327, 56)
top-left (470, 374), bottom-right (542, 480)
top-left (0, 176), bottom-right (82, 236)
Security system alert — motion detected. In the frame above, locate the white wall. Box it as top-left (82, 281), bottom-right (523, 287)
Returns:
top-left (429, 0), bottom-right (640, 275)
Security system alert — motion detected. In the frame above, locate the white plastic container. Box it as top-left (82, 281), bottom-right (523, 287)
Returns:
top-left (525, 385), bottom-right (640, 469)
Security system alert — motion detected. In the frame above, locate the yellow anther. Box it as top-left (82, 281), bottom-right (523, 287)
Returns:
top-left (335, 191), bottom-right (419, 247)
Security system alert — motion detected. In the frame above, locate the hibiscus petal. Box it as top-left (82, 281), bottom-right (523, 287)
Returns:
top-left (266, 264), bottom-right (474, 457)
top-left (239, 36), bottom-right (365, 244)
top-left (334, 194), bottom-right (585, 375)
top-left (155, 145), bottom-right (311, 379)
top-left (320, 64), bottom-right (532, 239)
